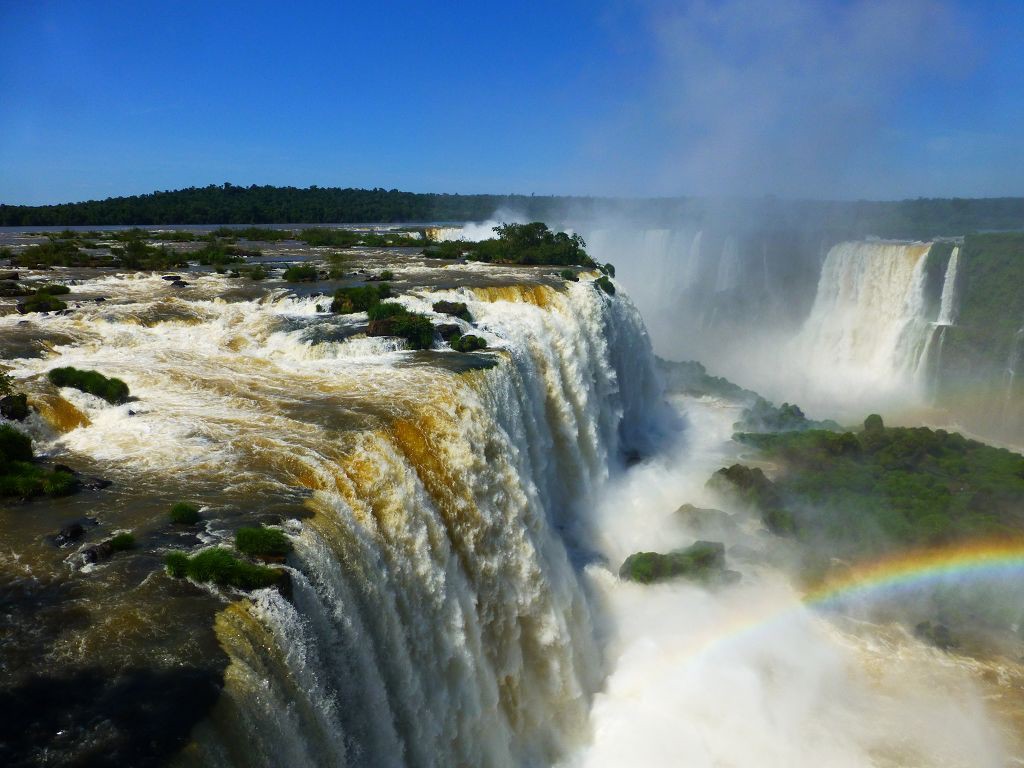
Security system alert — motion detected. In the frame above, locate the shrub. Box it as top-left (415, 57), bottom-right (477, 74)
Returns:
top-left (431, 300), bottom-right (472, 322)
top-left (47, 367), bottom-right (130, 404)
top-left (235, 526), bottom-right (292, 558)
top-left (35, 283), bottom-right (71, 295)
top-left (164, 547), bottom-right (283, 589)
top-left (330, 283), bottom-right (391, 313)
top-left (379, 269), bottom-right (394, 280)
top-left (109, 533), bottom-right (135, 551)
top-left (243, 265), bottom-right (268, 281)
top-left (450, 334), bottom-right (488, 352)
top-left (283, 264), bottom-right (319, 282)
top-left (19, 293), bottom-right (67, 313)
top-left (169, 502), bottom-right (201, 525)
top-left (367, 301), bottom-right (409, 321)
top-left (391, 314), bottom-right (434, 350)
top-left (560, 269), bottom-right (578, 282)
top-left (42, 469), bottom-right (79, 496)
top-left (0, 424), bottom-right (33, 462)
top-left (595, 276), bottom-right (616, 296)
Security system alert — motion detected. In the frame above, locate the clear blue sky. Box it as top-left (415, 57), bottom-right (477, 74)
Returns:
top-left (1, 0), bottom-right (1022, 204)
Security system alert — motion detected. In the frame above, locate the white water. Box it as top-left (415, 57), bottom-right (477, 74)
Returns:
top-left (3, 270), bottom-right (664, 767)
top-left (937, 245), bottom-right (961, 326)
top-left (777, 241), bottom-right (937, 414)
top-left (569, 396), bottom-right (1011, 767)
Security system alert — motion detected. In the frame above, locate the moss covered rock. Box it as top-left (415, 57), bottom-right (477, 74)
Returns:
top-left (619, 540), bottom-right (740, 585)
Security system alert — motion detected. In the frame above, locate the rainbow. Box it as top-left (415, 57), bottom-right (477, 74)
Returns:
top-left (665, 538), bottom-right (1024, 665)
top-left (806, 538), bottom-right (1024, 608)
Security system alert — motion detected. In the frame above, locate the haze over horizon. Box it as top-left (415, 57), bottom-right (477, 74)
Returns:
top-left (2, 0), bottom-right (1023, 206)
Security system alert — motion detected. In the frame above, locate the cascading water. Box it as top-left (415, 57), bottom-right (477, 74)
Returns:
top-left (3, 270), bottom-right (663, 767)
top-left (936, 245), bottom-right (961, 326)
top-left (789, 241), bottom-right (936, 409)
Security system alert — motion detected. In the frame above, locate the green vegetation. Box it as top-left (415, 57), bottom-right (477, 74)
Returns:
top-left (450, 334), bottom-right (488, 352)
top-left (737, 399), bottom-right (840, 433)
top-left (235, 526), bottom-right (292, 558)
top-left (390, 314), bottom-right (434, 350)
top-left (212, 226), bottom-right (294, 241)
top-left (109, 533), bottom-right (135, 551)
top-left (0, 424), bottom-right (79, 498)
top-left (298, 228), bottom-right (361, 247)
top-left (560, 269), bottom-right (579, 282)
top-left (164, 547), bottom-right (283, 590)
top-left (595, 275), bottom-right (615, 295)
top-left (240, 265), bottom-right (268, 281)
top-left (378, 269), bottom-right (394, 280)
top-left (283, 264), bottom-right (319, 282)
top-left (729, 415), bottom-right (1024, 556)
top-left (460, 223), bottom-right (595, 266)
top-left (169, 502), bottom-right (201, 525)
top-left (367, 301), bottom-right (409, 321)
top-left (330, 283), bottom-right (391, 313)
top-left (47, 367), bottom-right (130, 405)
top-left (192, 241), bottom-right (253, 266)
top-left (34, 283), bottom-right (70, 295)
top-left (18, 293), bottom-right (67, 313)
top-left (431, 300), bottom-right (472, 322)
top-left (619, 541), bottom-right (739, 585)
top-left (657, 358), bottom-right (759, 401)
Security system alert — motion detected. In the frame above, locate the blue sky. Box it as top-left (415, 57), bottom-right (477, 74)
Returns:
top-left (1, 0), bottom-right (1022, 204)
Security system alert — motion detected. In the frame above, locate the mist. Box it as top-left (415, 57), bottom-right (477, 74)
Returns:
top-left (569, 396), bottom-right (1012, 767)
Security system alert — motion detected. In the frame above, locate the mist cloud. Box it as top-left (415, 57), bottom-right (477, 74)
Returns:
top-left (589, 0), bottom-right (972, 199)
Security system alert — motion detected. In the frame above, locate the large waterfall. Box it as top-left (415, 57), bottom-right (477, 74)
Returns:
top-left (5, 271), bottom-right (663, 767)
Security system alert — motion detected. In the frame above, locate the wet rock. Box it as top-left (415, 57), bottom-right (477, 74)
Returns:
top-left (432, 300), bottom-right (472, 322)
top-left (914, 621), bottom-right (958, 651)
top-left (0, 393), bottom-right (29, 421)
top-left (55, 523), bottom-right (85, 547)
top-left (0, 270), bottom-right (19, 280)
top-left (161, 275), bottom-right (181, 281)
top-left (275, 570), bottom-right (294, 601)
top-left (94, 297), bottom-right (107, 303)
top-left (434, 323), bottom-right (462, 340)
top-left (82, 477), bottom-right (112, 491)
top-left (675, 503), bottom-right (740, 535)
top-left (82, 541), bottom-right (114, 564)
top-left (708, 464), bottom-right (795, 535)
top-left (619, 540), bottom-right (741, 586)
top-left (170, 280), bottom-right (189, 288)
top-left (367, 318), bottom-right (397, 337)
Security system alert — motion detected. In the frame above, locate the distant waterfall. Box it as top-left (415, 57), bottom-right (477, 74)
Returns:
top-left (937, 246), bottom-right (960, 326)
top-left (795, 241), bottom-right (935, 400)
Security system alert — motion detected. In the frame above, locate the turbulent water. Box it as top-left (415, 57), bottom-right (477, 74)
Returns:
top-left (3, 234), bottom-right (1022, 767)
top-left (1, 259), bottom-right (664, 767)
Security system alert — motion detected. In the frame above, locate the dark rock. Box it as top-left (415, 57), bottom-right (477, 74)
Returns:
top-left (170, 280), bottom-right (188, 288)
top-left (275, 570), bottom-right (294, 601)
top-left (53, 464), bottom-right (78, 476)
top-left (55, 523), bottom-right (85, 547)
top-left (82, 541), bottom-right (114, 564)
top-left (0, 270), bottom-right (19, 280)
top-left (0, 393), bottom-right (29, 421)
top-left (367, 318), bottom-right (397, 337)
top-left (82, 477), bottom-right (112, 491)
top-left (708, 464), bottom-right (795, 535)
top-left (675, 503), bottom-right (740, 534)
top-left (914, 621), bottom-right (958, 651)
top-left (620, 540), bottom-right (741, 585)
top-left (94, 297), bottom-right (107, 303)
top-left (161, 275), bottom-right (181, 281)
top-left (434, 323), bottom-right (462, 340)
top-left (432, 300), bottom-right (472, 322)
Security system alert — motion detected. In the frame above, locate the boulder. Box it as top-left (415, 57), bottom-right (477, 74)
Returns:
top-left (674, 503), bottom-right (739, 534)
top-left (367, 318), bottom-right (397, 337)
top-left (619, 540), bottom-right (741, 585)
top-left (708, 464), bottom-right (795, 535)
top-left (82, 541), bottom-right (114, 564)
top-left (0, 271), bottom-right (19, 280)
top-left (434, 323), bottom-right (462, 340)
top-left (161, 275), bottom-right (181, 281)
top-left (432, 300), bottom-right (472, 322)
top-left (0, 393), bottom-right (29, 421)
top-left (55, 523), bottom-right (85, 547)
top-left (170, 280), bottom-right (189, 288)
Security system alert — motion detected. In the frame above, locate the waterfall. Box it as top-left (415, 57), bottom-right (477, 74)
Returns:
top-left (793, 241), bottom-right (935, 402)
top-left (10, 274), bottom-right (662, 767)
top-left (936, 245), bottom-right (961, 326)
